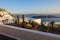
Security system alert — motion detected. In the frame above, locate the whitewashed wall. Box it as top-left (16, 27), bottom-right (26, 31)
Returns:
top-left (0, 24), bottom-right (60, 40)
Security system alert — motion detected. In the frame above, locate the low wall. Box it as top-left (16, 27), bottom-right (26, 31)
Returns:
top-left (0, 24), bottom-right (60, 40)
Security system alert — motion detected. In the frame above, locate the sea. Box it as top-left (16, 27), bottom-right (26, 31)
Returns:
top-left (14, 14), bottom-right (60, 24)
top-left (2, 14), bottom-right (59, 25)
top-left (24, 14), bottom-right (60, 22)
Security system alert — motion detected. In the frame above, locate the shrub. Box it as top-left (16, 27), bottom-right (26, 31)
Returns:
top-left (25, 24), bottom-right (32, 29)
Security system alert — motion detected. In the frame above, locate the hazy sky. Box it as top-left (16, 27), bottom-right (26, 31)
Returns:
top-left (0, 0), bottom-right (60, 14)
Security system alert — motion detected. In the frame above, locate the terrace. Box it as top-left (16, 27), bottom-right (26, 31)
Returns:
top-left (0, 8), bottom-right (60, 40)
top-left (0, 24), bottom-right (60, 40)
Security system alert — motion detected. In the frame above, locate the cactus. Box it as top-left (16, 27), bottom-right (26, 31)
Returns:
top-left (17, 15), bottom-right (20, 25)
top-left (25, 24), bottom-right (32, 29)
top-left (31, 21), bottom-right (38, 30)
top-left (29, 19), bottom-right (32, 24)
top-left (50, 21), bottom-right (55, 32)
top-left (22, 15), bottom-right (25, 27)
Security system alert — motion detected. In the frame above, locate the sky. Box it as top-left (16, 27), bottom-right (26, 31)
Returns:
top-left (0, 0), bottom-right (60, 14)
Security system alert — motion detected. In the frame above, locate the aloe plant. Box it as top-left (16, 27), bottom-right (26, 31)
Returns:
top-left (50, 21), bottom-right (55, 32)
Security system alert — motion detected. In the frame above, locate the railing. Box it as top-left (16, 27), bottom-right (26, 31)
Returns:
top-left (0, 24), bottom-right (60, 40)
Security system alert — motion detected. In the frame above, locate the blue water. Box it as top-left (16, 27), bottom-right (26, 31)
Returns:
top-left (25, 14), bottom-right (60, 22)
top-left (41, 18), bottom-right (60, 22)
top-left (27, 14), bottom-right (60, 22)
top-left (14, 14), bottom-right (60, 22)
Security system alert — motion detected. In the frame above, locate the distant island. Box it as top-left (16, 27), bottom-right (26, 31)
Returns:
top-left (32, 15), bottom-right (60, 18)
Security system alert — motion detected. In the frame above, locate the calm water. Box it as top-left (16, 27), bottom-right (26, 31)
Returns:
top-left (41, 18), bottom-right (60, 22)
top-left (25, 14), bottom-right (60, 22)
top-left (14, 14), bottom-right (60, 22)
